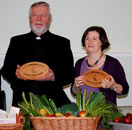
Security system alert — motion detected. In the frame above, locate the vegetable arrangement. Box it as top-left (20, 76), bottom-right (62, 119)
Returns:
top-left (18, 92), bottom-right (79, 118)
top-left (76, 90), bottom-right (123, 128)
top-left (18, 92), bottom-right (58, 117)
top-left (18, 89), bottom-right (123, 129)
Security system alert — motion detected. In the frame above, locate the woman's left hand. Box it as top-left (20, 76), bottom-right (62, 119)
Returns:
top-left (101, 75), bottom-right (115, 88)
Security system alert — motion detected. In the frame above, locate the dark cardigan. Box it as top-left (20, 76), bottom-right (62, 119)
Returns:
top-left (72, 55), bottom-right (129, 105)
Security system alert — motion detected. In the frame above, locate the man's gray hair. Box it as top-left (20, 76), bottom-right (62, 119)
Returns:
top-left (29, 1), bottom-right (52, 19)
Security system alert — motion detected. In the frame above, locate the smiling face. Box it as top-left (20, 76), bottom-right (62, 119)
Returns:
top-left (29, 5), bottom-right (52, 36)
top-left (84, 31), bottom-right (102, 54)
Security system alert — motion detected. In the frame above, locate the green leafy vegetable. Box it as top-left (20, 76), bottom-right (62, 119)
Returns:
top-left (76, 92), bottom-right (82, 111)
top-left (76, 89), bottom-right (123, 128)
top-left (82, 89), bottom-right (86, 111)
top-left (58, 102), bottom-right (79, 116)
top-left (49, 98), bottom-right (58, 114)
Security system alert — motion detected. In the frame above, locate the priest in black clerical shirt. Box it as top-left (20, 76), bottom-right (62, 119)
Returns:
top-left (1, 1), bottom-right (74, 107)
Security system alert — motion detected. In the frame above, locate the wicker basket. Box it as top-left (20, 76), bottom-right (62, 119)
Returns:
top-left (30, 116), bottom-right (101, 130)
top-left (0, 116), bottom-right (24, 130)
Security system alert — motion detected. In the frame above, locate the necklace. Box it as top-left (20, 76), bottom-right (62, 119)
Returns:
top-left (86, 53), bottom-right (103, 68)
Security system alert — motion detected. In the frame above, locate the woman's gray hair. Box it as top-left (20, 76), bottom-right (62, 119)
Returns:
top-left (29, 1), bottom-right (52, 19)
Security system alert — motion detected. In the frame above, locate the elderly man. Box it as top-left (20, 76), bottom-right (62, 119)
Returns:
top-left (1, 1), bottom-right (74, 107)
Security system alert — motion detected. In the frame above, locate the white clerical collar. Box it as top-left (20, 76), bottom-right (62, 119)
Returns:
top-left (36, 36), bottom-right (41, 40)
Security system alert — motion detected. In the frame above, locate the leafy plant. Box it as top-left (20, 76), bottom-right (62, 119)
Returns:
top-left (76, 90), bottom-right (123, 128)
top-left (18, 92), bottom-right (59, 129)
top-left (18, 92), bottom-right (57, 116)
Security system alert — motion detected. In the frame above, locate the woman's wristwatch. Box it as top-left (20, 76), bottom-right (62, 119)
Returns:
top-left (73, 85), bottom-right (81, 92)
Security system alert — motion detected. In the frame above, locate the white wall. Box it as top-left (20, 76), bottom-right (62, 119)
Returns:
top-left (0, 0), bottom-right (132, 111)
top-left (0, 0), bottom-right (132, 53)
